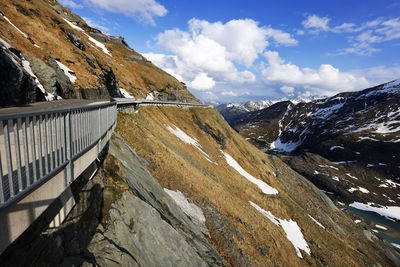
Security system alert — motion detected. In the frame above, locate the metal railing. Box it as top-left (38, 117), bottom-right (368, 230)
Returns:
top-left (113, 98), bottom-right (214, 111)
top-left (0, 101), bottom-right (117, 208)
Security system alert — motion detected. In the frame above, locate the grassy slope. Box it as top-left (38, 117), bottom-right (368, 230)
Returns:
top-left (0, 0), bottom-right (195, 100)
top-left (116, 106), bottom-right (396, 266)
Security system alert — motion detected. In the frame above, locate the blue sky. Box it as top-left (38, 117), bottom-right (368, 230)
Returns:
top-left (61, 0), bottom-right (400, 103)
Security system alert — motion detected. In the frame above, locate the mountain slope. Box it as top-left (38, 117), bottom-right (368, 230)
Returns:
top-left (0, 0), bottom-right (197, 105)
top-left (113, 106), bottom-right (399, 266)
top-left (225, 80), bottom-right (400, 215)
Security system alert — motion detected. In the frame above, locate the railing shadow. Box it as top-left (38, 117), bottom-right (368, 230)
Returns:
top-left (0, 158), bottom-right (106, 266)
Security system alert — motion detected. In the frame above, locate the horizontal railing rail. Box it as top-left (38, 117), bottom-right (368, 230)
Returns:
top-left (0, 101), bottom-right (117, 209)
top-left (112, 98), bottom-right (214, 108)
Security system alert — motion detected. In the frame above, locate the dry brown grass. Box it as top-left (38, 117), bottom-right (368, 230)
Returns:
top-left (0, 0), bottom-right (192, 99)
top-left (115, 106), bottom-right (394, 266)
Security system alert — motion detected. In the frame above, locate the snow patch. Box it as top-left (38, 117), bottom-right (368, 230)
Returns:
top-left (250, 201), bottom-right (310, 258)
top-left (308, 215), bottom-right (325, 230)
top-left (85, 33), bottom-right (112, 56)
top-left (318, 164), bottom-right (339, 170)
top-left (221, 151), bottom-right (278, 195)
top-left (392, 243), bottom-right (400, 250)
top-left (164, 189), bottom-right (210, 237)
top-left (375, 224), bottom-right (388, 231)
top-left (0, 37), bottom-right (12, 49)
top-left (354, 219), bottom-right (362, 224)
top-left (63, 18), bottom-right (111, 56)
top-left (349, 202), bottom-right (400, 221)
top-left (119, 88), bottom-right (134, 98)
top-left (348, 187), bottom-right (369, 194)
top-left (346, 173), bottom-right (359, 180)
top-left (55, 60), bottom-right (77, 83)
top-left (1, 14), bottom-right (40, 48)
top-left (146, 92), bottom-right (154, 100)
top-left (270, 137), bottom-right (302, 152)
top-left (166, 124), bottom-right (213, 163)
top-left (22, 59), bottom-right (56, 101)
top-left (63, 18), bottom-right (84, 32)
top-left (330, 146), bottom-right (344, 151)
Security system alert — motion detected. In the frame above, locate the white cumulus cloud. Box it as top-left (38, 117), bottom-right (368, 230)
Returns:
top-left (302, 14), bottom-right (400, 56)
top-left (262, 50), bottom-right (370, 95)
top-left (302, 15), bottom-right (331, 32)
top-left (59, 0), bottom-right (83, 9)
top-left (147, 18), bottom-right (289, 91)
top-left (280, 85), bottom-right (295, 96)
top-left (84, 0), bottom-right (167, 25)
top-left (190, 73), bottom-right (216, 90)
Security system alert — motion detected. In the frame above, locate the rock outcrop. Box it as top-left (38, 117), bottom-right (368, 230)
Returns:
top-left (0, 46), bottom-right (39, 105)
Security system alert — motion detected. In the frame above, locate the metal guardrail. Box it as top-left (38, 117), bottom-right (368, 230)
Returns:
top-left (113, 98), bottom-right (214, 109)
top-left (0, 98), bottom-right (207, 209)
top-left (0, 101), bottom-right (117, 208)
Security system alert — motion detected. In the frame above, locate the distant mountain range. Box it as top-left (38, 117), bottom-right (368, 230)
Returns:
top-left (217, 80), bottom-right (400, 208)
top-left (216, 95), bottom-right (323, 124)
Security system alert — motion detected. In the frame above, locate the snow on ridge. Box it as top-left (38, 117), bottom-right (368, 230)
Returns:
top-left (348, 187), bottom-right (369, 194)
top-left (250, 201), bottom-right (311, 259)
top-left (85, 34), bottom-right (112, 56)
top-left (55, 60), bottom-right (77, 83)
top-left (1, 13), bottom-right (40, 48)
top-left (349, 202), bottom-right (400, 221)
top-left (119, 88), bottom-right (134, 98)
top-left (63, 18), bottom-right (84, 32)
top-left (63, 18), bottom-right (111, 57)
top-left (313, 102), bottom-right (345, 119)
top-left (164, 188), bottom-right (210, 237)
top-left (166, 124), bottom-right (213, 163)
top-left (222, 151), bottom-right (278, 195)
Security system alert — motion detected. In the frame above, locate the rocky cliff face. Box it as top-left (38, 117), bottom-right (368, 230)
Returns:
top-left (0, 0), bottom-right (198, 105)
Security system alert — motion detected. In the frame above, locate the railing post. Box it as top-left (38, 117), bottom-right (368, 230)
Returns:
top-left (0, 154), bottom-right (4, 203)
top-left (64, 112), bottom-right (73, 185)
top-left (13, 119), bottom-right (22, 193)
top-left (97, 107), bottom-right (101, 153)
top-left (30, 117), bottom-right (37, 183)
top-left (3, 120), bottom-right (14, 198)
top-left (22, 117), bottom-right (31, 187)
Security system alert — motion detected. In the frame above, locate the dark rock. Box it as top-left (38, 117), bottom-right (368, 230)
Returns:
top-left (23, 54), bottom-right (57, 95)
top-left (98, 64), bottom-right (123, 98)
top-left (194, 115), bottom-right (226, 149)
top-left (108, 134), bottom-right (226, 267)
top-left (88, 192), bottom-right (209, 267)
top-left (47, 57), bottom-right (76, 98)
top-left (62, 28), bottom-right (85, 51)
top-left (0, 47), bottom-right (39, 106)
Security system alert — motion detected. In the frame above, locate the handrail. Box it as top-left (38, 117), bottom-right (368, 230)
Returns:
top-left (0, 97), bottom-right (209, 208)
top-left (112, 98), bottom-right (214, 108)
top-left (0, 101), bottom-right (117, 208)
